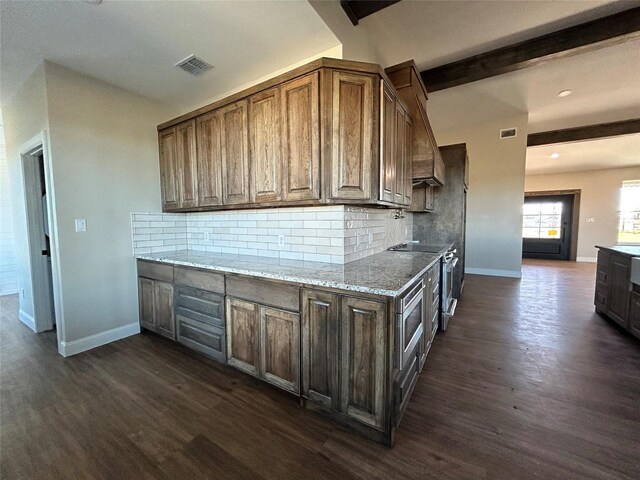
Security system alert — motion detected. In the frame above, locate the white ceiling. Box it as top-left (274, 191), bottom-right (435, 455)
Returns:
top-left (1, 0), bottom-right (638, 135)
top-left (0, 0), bottom-right (339, 111)
top-left (357, 0), bottom-right (640, 133)
top-left (526, 133), bottom-right (640, 175)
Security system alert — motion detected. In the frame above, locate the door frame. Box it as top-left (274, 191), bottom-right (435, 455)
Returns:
top-left (524, 189), bottom-right (581, 261)
top-left (19, 131), bottom-right (66, 350)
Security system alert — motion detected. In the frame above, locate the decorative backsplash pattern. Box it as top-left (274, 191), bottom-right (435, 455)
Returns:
top-left (131, 206), bottom-right (412, 264)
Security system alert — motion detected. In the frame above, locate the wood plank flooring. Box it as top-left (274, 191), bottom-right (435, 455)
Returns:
top-left (1, 260), bottom-right (639, 479)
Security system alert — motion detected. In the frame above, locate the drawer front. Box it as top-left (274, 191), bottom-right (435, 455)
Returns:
top-left (174, 266), bottom-right (224, 294)
top-left (175, 286), bottom-right (224, 328)
top-left (137, 260), bottom-right (173, 282)
top-left (395, 344), bottom-right (419, 425)
top-left (176, 315), bottom-right (226, 363)
top-left (226, 275), bottom-right (299, 311)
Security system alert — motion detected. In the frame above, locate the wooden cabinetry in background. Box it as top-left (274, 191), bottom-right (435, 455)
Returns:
top-left (594, 247), bottom-right (640, 339)
top-left (157, 59), bottom-right (418, 212)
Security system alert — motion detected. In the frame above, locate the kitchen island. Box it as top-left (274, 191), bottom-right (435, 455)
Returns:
top-left (135, 249), bottom-right (442, 445)
top-left (595, 245), bottom-right (640, 338)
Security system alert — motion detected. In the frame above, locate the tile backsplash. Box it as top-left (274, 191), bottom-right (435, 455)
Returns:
top-left (132, 206), bottom-right (412, 264)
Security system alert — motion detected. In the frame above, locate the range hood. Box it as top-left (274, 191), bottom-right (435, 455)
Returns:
top-left (385, 60), bottom-right (445, 187)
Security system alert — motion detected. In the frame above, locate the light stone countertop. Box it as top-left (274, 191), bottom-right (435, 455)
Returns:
top-left (136, 249), bottom-right (441, 297)
top-left (596, 245), bottom-right (640, 257)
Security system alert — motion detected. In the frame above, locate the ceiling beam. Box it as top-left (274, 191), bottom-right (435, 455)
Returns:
top-left (341, 0), bottom-right (401, 26)
top-left (421, 6), bottom-right (640, 92)
top-left (527, 119), bottom-right (640, 146)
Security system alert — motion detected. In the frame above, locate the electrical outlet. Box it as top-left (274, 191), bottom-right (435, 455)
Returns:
top-left (278, 234), bottom-right (285, 247)
top-left (204, 232), bottom-right (210, 241)
top-left (74, 219), bottom-right (86, 232)
top-left (21, 288), bottom-right (25, 299)
top-left (586, 217), bottom-right (596, 223)
top-left (368, 233), bottom-right (373, 244)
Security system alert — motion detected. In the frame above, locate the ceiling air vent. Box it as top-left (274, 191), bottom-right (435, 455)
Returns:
top-left (175, 55), bottom-right (213, 76)
top-left (500, 128), bottom-right (517, 139)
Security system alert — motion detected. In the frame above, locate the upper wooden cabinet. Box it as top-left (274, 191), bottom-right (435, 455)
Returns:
top-left (249, 87), bottom-right (282, 203)
top-left (385, 60), bottom-right (445, 187)
top-left (158, 128), bottom-right (179, 211)
top-left (281, 72), bottom-right (320, 201)
top-left (157, 58), bottom-right (420, 212)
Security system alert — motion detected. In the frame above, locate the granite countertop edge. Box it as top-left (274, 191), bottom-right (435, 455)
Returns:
top-left (135, 251), bottom-right (441, 297)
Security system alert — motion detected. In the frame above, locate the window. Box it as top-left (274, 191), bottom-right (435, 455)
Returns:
top-left (523, 201), bottom-right (562, 239)
top-left (618, 180), bottom-right (640, 245)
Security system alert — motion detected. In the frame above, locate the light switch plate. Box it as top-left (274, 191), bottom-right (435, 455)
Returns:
top-left (75, 219), bottom-right (87, 232)
top-left (586, 217), bottom-right (596, 223)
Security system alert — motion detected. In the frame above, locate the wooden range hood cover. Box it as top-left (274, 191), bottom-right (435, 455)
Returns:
top-left (385, 60), bottom-right (445, 186)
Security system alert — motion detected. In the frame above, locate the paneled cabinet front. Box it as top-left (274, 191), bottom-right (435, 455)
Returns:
top-left (158, 60), bottom-right (418, 212)
top-left (138, 277), bottom-right (175, 340)
top-left (302, 288), bottom-right (388, 431)
top-left (227, 297), bottom-right (301, 394)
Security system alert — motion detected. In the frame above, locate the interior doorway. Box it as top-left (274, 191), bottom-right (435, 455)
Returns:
top-left (522, 190), bottom-right (581, 261)
top-left (22, 142), bottom-right (57, 333)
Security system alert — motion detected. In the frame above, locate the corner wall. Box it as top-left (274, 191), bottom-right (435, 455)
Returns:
top-left (43, 63), bottom-right (176, 348)
top-left (525, 166), bottom-right (640, 261)
top-left (3, 65), bottom-right (49, 321)
top-left (430, 114), bottom-right (529, 278)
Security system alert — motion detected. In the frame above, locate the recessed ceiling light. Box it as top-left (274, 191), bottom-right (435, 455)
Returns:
top-left (84, 0), bottom-right (102, 4)
top-left (550, 152), bottom-right (560, 159)
top-left (557, 90), bottom-right (572, 98)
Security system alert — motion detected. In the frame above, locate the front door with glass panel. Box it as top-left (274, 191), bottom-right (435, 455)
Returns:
top-left (522, 195), bottom-right (573, 260)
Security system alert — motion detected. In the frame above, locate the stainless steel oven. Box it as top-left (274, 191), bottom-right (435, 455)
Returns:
top-left (440, 249), bottom-right (458, 331)
top-left (397, 279), bottom-right (425, 369)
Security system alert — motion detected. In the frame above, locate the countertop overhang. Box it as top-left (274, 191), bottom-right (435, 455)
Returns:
top-left (135, 249), bottom-right (441, 297)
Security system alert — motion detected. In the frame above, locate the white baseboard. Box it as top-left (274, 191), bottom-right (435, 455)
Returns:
top-left (59, 322), bottom-right (140, 357)
top-left (18, 309), bottom-right (37, 332)
top-left (465, 267), bottom-right (522, 279)
top-left (577, 256), bottom-right (597, 263)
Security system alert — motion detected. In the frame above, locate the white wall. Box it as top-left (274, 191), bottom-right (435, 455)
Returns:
top-left (42, 63), bottom-right (175, 348)
top-left (0, 111), bottom-right (19, 295)
top-left (525, 166), bottom-right (640, 261)
top-left (3, 65), bottom-right (49, 320)
top-left (432, 114), bottom-right (529, 278)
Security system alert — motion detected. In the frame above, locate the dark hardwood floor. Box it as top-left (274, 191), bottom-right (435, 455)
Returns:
top-left (1, 260), bottom-right (639, 479)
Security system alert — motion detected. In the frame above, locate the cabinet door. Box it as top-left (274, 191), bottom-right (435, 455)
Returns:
top-left (226, 297), bottom-right (260, 376)
top-left (394, 101), bottom-right (407, 205)
top-left (608, 255), bottom-right (630, 327)
top-left (629, 291), bottom-right (640, 338)
top-left (196, 111), bottom-right (223, 207)
top-left (249, 87), bottom-right (282, 203)
top-left (176, 120), bottom-right (198, 209)
top-left (330, 71), bottom-right (375, 200)
top-left (159, 128), bottom-right (179, 211)
top-left (403, 113), bottom-right (413, 206)
top-left (302, 289), bottom-right (339, 409)
top-left (260, 306), bottom-right (300, 394)
top-left (220, 101), bottom-right (250, 205)
top-left (595, 251), bottom-right (609, 311)
top-left (154, 281), bottom-right (175, 340)
top-left (281, 72), bottom-right (320, 201)
top-left (379, 82), bottom-right (395, 203)
top-left (340, 296), bottom-right (387, 430)
top-left (139, 277), bottom-right (156, 331)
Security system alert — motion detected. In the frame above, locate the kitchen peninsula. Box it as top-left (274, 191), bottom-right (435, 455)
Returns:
top-left (137, 248), bottom-right (443, 445)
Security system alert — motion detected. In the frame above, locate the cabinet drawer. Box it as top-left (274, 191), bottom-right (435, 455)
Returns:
top-left (174, 266), bottom-right (224, 294)
top-left (226, 275), bottom-right (299, 311)
top-left (137, 260), bottom-right (173, 282)
top-left (175, 286), bottom-right (224, 328)
top-left (395, 344), bottom-right (419, 425)
top-left (176, 315), bottom-right (226, 363)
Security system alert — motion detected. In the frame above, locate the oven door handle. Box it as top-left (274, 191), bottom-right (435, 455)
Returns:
top-left (450, 257), bottom-right (459, 269)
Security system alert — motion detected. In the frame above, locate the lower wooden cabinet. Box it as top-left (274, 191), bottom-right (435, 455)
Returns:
top-left (419, 262), bottom-right (439, 371)
top-left (138, 277), bottom-right (175, 340)
top-left (302, 290), bottom-right (339, 409)
top-left (340, 296), bottom-right (387, 430)
top-left (227, 297), bottom-right (301, 394)
top-left (594, 248), bottom-right (640, 339)
top-left (302, 289), bottom-right (388, 431)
